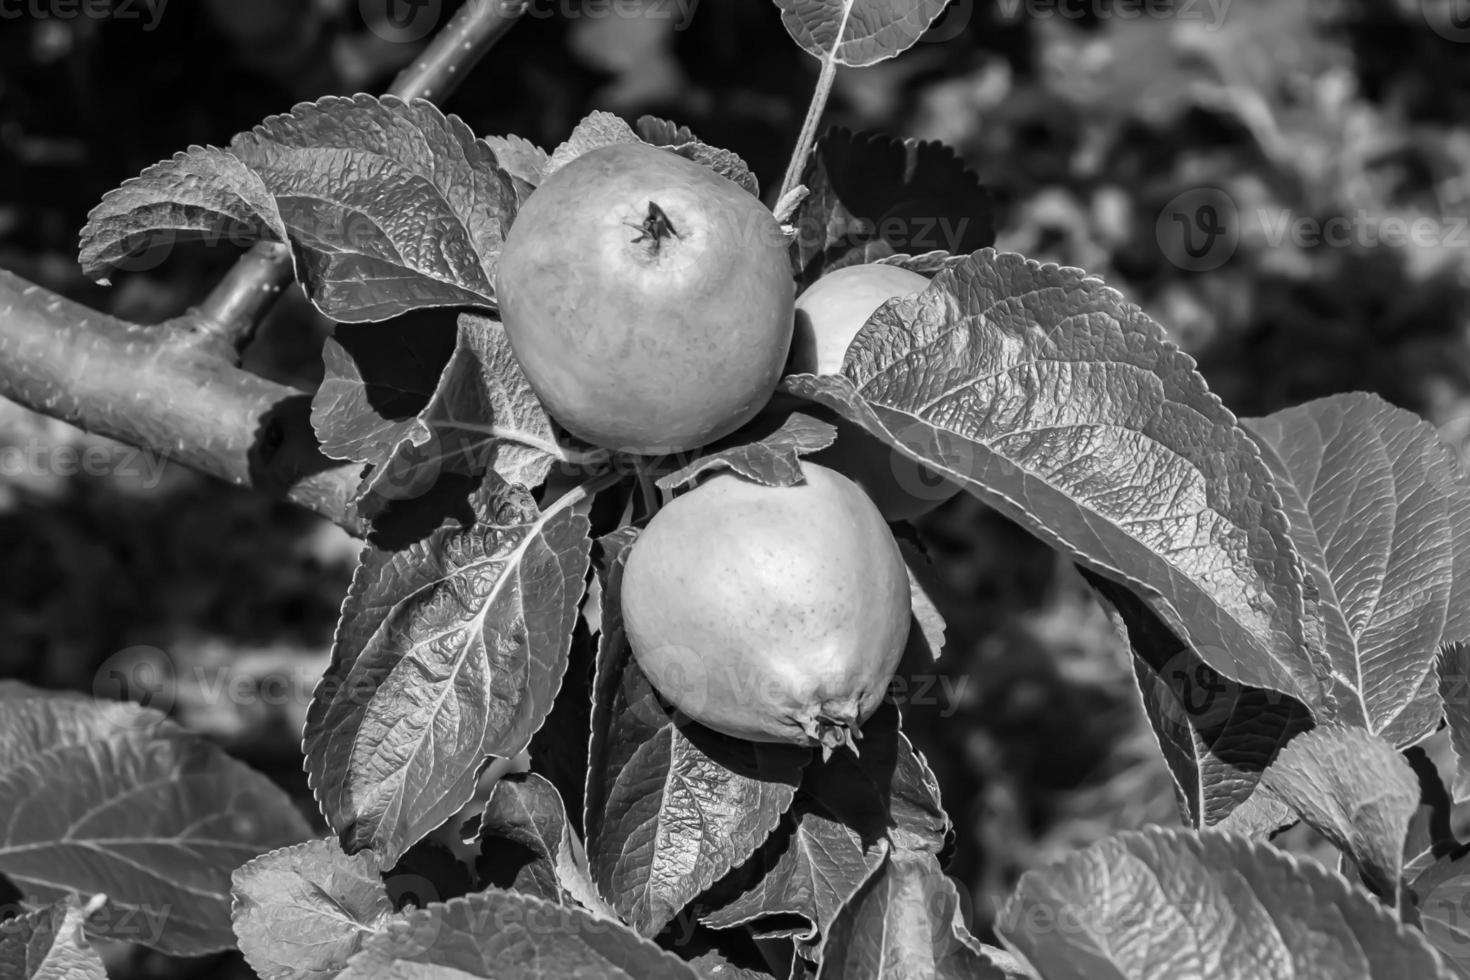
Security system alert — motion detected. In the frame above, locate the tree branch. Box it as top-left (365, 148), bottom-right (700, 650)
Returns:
top-left (0, 269), bottom-right (363, 530)
top-left (0, 0), bottom-right (531, 536)
top-left (193, 0), bottom-right (528, 357)
top-left (387, 0), bottom-right (528, 105)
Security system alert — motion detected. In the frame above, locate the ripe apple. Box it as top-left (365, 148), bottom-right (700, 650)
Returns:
top-left (790, 263), bottom-right (962, 522)
top-left (495, 142), bottom-right (794, 455)
top-left (620, 462), bottom-right (911, 753)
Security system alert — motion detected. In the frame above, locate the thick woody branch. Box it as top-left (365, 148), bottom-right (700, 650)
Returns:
top-left (0, 0), bottom-right (529, 535)
top-left (0, 269), bottom-right (363, 531)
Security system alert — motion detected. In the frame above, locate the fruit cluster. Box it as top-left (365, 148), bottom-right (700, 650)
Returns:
top-left (496, 142), bottom-right (954, 751)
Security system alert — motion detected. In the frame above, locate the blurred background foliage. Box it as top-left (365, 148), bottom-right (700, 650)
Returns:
top-left (3, 0), bottom-right (1470, 974)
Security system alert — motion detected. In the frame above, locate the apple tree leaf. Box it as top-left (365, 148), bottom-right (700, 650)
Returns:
top-left (816, 850), bottom-right (1019, 979)
top-left (700, 808), bottom-right (887, 942)
top-left (544, 110), bottom-right (642, 177)
top-left (636, 117), bottom-right (697, 146)
top-left (636, 115), bottom-right (759, 196)
top-left (0, 896), bottom-right (107, 980)
top-left (303, 479), bottom-right (592, 865)
top-left (230, 839), bottom-right (396, 980)
top-left (773, 0), bottom-right (952, 67)
top-left (338, 890), bottom-right (700, 979)
top-left (474, 772), bottom-right (613, 917)
top-left (792, 128), bottom-right (995, 285)
top-left (999, 826), bottom-right (1454, 980)
top-left (656, 413), bottom-right (838, 491)
top-left (897, 539), bottom-right (946, 662)
top-left (583, 531), bottom-right (809, 936)
top-left (1411, 850), bottom-right (1470, 977)
top-left (1093, 580), bottom-right (1311, 830)
top-left (690, 952), bottom-right (776, 980)
top-left (870, 251), bottom-right (973, 276)
top-left (482, 134), bottom-right (548, 206)
top-left (700, 702), bottom-right (947, 943)
top-left (804, 701), bottom-right (949, 855)
top-left (785, 249), bottom-right (1331, 717)
top-left (1258, 726), bottom-right (1419, 903)
top-left (0, 683), bottom-right (310, 955)
top-left (229, 94), bottom-right (515, 321)
top-left (354, 314), bottom-right (563, 517)
top-left (312, 314), bottom-right (460, 467)
top-left (1439, 643), bottom-right (1470, 802)
top-left (1244, 392), bottom-right (1470, 746)
top-left (78, 145), bottom-right (288, 283)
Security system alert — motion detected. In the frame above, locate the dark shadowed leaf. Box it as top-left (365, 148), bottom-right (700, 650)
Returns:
top-left (229, 94), bottom-right (513, 321)
top-left (802, 702), bottom-right (949, 855)
top-left (897, 540), bottom-right (946, 662)
top-left (230, 839), bottom-right (395, 980)
top-left (0, 897), bottom-right (107, 980)
top-left (636, 116), bottom-right (697, 146)
top-left (792, 129), bottom-right (994, 284)
top-left (544, 111), bottom-right (642, 177)
top-left (312, 314), bottom-right (460, 467)
top-left (1259, 727), bottom-right (1418, 902)
top-left (657, 413), bottom-right (837, 491)
top-left (700, 803), bottom-right (887, 942)
top-left (1412, 850), bottom-right (1470, 977)
top-left (1244, 393), bottom-right (1470, 745)
top-left (690, 951), bottom-right (776, 980)
top-left (1094, 580), bottom-right (1311, 829)
top-left (78, 146), bottom-right (288, 283)
top-left (1442, 643), bottom-right (1470, 802)
top-left (356, 314), bottom-right (562, 516)
top-left (526, 618), bottom-right (596, 836)
top-left (584, 533), bottom-right (809, 936)
top-left (380, 839), bottom-right (475, 911)
top-left (786, 250), bottom-right (1330, 716)
top-left (304, 480), bottom-right (592, 865)
top-left (773, 0), bottom-right (952, 66)
top-left (339, 890), bottom-right (699, 979)
top-left (1400, 747), bottom-right (1458, 884)
top-left (816, 850), bottom-right (1019, 979)
top-left (0, 684), bottom-right (309, 955)
top-left (1000, 826), bottom-right (1453, 980)
top-left (474, 772), bottom-right (612, 916)
top-left (482, 134), bottom-right (548, 205)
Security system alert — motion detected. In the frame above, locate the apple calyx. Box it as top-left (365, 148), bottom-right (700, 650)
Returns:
top-left (631, 201), bottom-right (681, 254)
top-left (804, 698), bottom-right (866, 760)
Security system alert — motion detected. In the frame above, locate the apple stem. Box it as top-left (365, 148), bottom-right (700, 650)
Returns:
top-left (776, 54), bottom-right (840, 212)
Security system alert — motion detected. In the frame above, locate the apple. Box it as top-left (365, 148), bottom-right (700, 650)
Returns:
top-left (790, 263), bottom-right (962, 522)
top-left (496, 142), bottom-right (794, 455)
top-left (620, 462), bottom-right (910, 753)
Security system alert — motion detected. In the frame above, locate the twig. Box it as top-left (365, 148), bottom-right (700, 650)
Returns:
top-left (192, 0), bottom-right (528, 357)
top-left (387, 0), bottom-right (528, 103)
top-left (775, 51), bottom-right (842, 208)
top-left (189, 240), bottom-right (294, 356)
